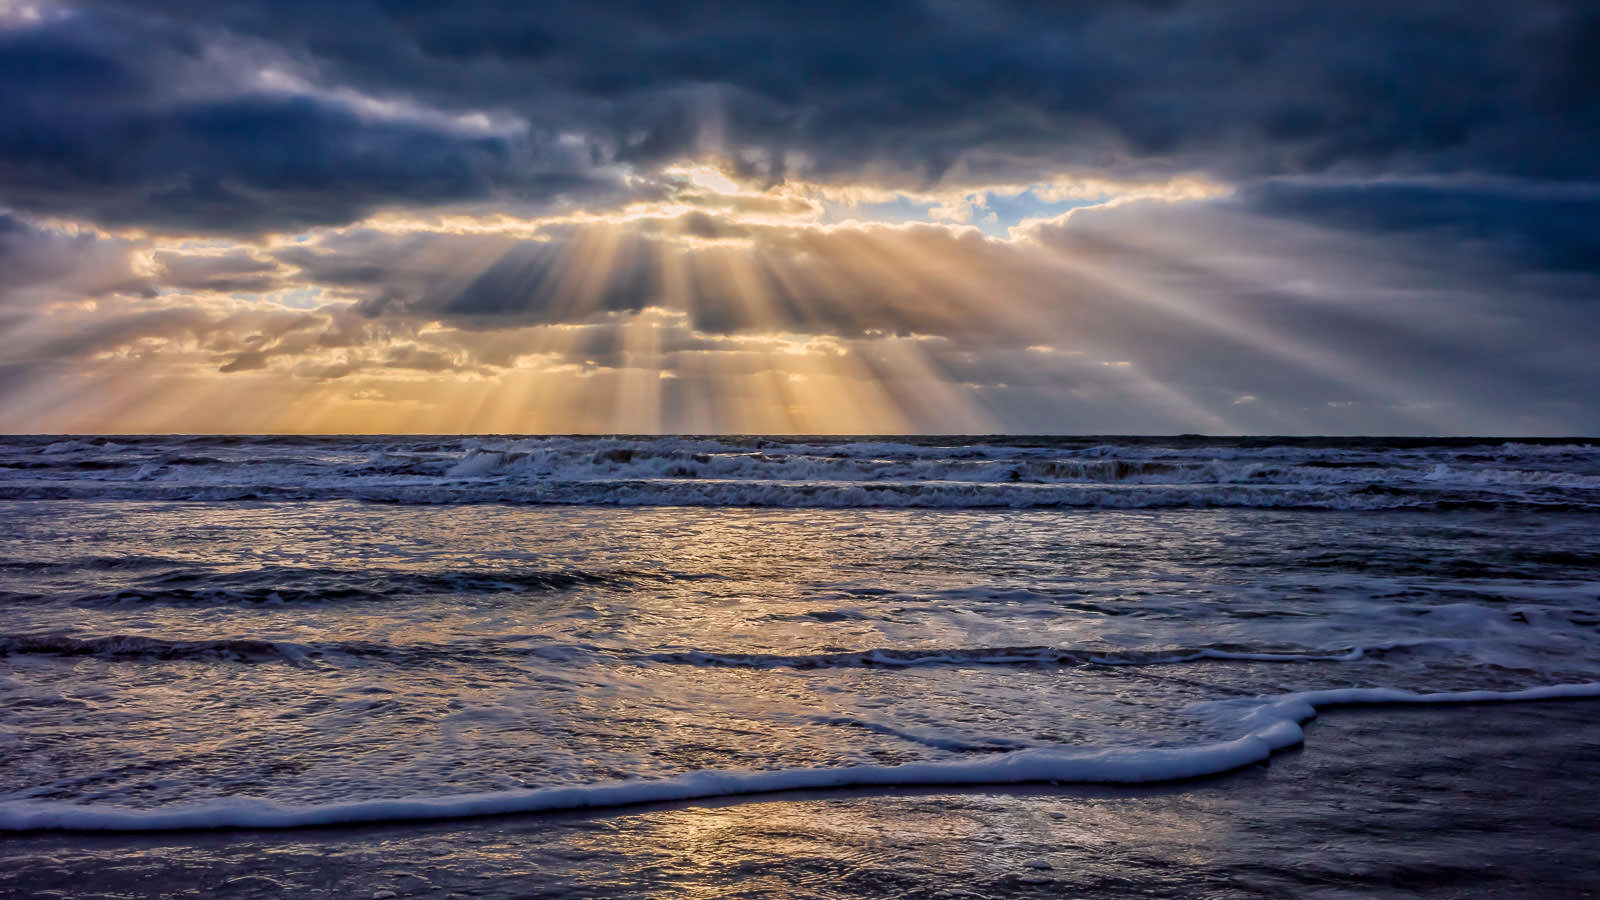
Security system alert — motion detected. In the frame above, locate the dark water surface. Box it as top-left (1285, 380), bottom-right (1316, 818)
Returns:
top-left (1, 436), bottom-right (1597, 894)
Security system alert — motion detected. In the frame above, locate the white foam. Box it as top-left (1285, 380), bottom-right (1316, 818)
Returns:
top-left (3, 435), bottom-right (1596, 509)
top-left (444, 449), bottom-right (510, 478)
top-left (4, 682), bottom-right (1595, 833)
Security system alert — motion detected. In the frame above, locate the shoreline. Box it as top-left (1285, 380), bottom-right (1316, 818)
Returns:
top-left (5, 699), bottom-right (1598, 898)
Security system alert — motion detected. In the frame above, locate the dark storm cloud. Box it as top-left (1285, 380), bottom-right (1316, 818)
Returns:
top-left (1240, 180), bottom-right (1600, 278)
top-left (0, 7), bottom-right (586, 233)
top-left (98, 0), bottom-right (1592, 179)
top-left (4, 0), bottom-right (1599, 234)
top-left (0, 76), bottom-right (515, 232)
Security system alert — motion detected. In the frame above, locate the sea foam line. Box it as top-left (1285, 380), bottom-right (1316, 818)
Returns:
top-left (3, 682), bottom-right (1597, 833)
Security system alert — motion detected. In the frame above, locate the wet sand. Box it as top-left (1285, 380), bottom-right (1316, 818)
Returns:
top-left (5, 699), bottom-right (1598, 899)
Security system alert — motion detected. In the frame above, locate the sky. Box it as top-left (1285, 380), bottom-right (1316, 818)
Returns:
top-left (1, 1), bottom-right (1597, 434)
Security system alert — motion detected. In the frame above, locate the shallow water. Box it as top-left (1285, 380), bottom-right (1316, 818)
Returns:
top-left (5, 703), bottom-right (1599, 898)
top-left (2, 436), bottom-right (1598, 835)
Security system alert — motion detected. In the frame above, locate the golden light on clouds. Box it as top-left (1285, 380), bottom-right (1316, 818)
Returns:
top-left (0, 157), bottom-right (1536, 435)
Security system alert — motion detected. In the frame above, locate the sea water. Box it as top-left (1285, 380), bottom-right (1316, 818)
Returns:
top-left (0, 435), bottom-right (1597, 841)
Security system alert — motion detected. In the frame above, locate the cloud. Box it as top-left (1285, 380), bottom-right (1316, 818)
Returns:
top-left (3, 186), bottom-right (1596, 434)
top-left (0, 2), bottom-right (1597, 432)
top-left (2, 1), bottom-right (1597, 234)
top-left (0, 8), bottom-right (600, 233)
top-left (0, 214), bottom-right (136, 292)
top-left (152, 249), bottom-right (284, 293)
top-left (1240, 179), bottom-right (1600, 277)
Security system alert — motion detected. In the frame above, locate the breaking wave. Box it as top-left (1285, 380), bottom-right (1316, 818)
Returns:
top-left (0, 435), bottom-right (1596, 510)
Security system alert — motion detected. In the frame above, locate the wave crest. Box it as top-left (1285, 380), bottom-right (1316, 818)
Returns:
top-left (1, 435), bottom-right (1596, 510)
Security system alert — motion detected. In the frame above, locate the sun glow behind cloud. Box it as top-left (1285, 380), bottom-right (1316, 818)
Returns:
top-left (2, 0), bottom-right (1598, 434)
top-left (2, 162), bottom-right (1263, 433)
top-left (1, 155), bottom-right (1589, 435)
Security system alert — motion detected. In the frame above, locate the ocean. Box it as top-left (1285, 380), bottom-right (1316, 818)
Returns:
top-left (2, 435), bottom-right (1599, 897)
